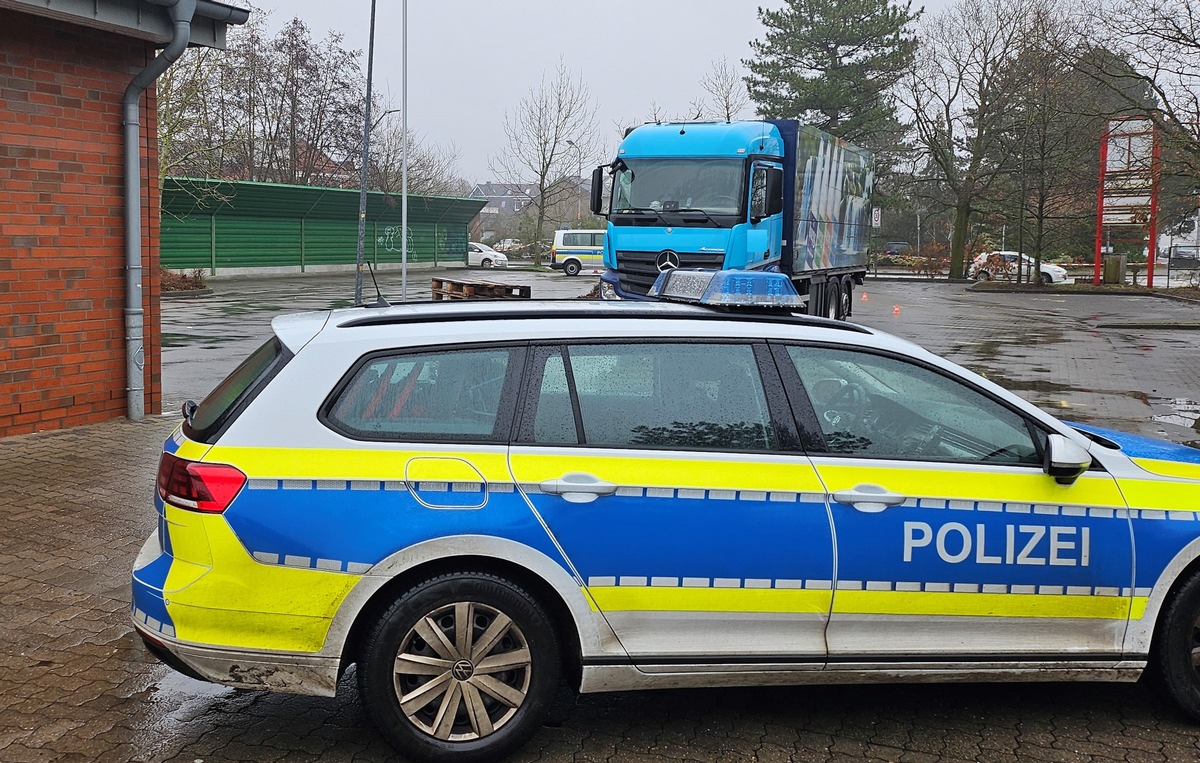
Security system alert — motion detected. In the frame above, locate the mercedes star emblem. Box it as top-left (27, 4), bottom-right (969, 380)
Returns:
top-left (656, 250), bottom-right (681, 272)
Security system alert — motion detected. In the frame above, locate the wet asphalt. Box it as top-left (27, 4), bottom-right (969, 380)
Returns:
top-left (3, 267), bottom-right (1200, 762)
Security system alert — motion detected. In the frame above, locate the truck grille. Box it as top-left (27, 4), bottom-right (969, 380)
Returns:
top-left (615, 251), bottom-right (726, 295)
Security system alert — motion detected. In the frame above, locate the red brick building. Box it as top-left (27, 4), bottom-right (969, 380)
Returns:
top-left (0, 0), bottom-right (248, 438)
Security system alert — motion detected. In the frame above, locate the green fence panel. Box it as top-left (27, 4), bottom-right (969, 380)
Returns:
top-left (160, 178), bottom-right (485, 272)
top-left (160, 214), bottom-right (213, 270)
top-left (214, 217), bottom-right (302, 270)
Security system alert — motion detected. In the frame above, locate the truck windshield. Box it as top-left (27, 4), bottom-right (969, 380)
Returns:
top-left (612, 158), bottom-right (744, 218)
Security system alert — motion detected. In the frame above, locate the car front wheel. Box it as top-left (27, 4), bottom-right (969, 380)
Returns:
top-left (481, 258), bottom-right (494, 268)
top-left (1151, 569), bottom-right (1200, 720)
top-left (1039, 272), bottom-right (1052, 285)
top-left (358, 572), bottom-right (561, 763)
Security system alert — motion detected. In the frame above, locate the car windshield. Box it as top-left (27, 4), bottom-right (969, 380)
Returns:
top-left (612, 158), bottom-right (744, 218)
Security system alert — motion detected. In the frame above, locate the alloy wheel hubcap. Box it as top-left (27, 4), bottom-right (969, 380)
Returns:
top-left (393, 601), bottom-right (532, 741)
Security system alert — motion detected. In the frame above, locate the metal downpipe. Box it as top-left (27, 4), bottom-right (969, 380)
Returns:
top-left (122, 0), bottom-right (195, 420)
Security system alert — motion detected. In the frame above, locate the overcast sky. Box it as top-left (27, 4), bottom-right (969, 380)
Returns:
top-left (259, 1), bottom-right (943, 184)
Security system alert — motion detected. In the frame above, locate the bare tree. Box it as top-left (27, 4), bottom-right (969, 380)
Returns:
top-left (490, 60), bottom-right (600, 263)
top-left (900, 0), bottom-right (1032, 278)
top-left (158, 12), bottom-right (471, 200)
top-left (370, 114), bottom-right (468, 197)
top-left (700, 56), bottom-right (751, 121)
top-left (1086, 0), bottom-right (1200, 176)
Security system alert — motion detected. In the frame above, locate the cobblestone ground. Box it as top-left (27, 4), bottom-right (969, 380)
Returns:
top-left (3, 276), bottom-right (1200, 762)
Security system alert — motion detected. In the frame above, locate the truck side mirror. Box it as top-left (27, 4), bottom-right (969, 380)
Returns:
top-left (766, 168), bottom-right (784, 217)
top-left (590, 166), bottom-right (607, 217)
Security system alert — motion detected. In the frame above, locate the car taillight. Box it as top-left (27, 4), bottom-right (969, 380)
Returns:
top-left (551, 247), bottom-right (557, 263)
top-left (156, 452), bottom-right (246, 513)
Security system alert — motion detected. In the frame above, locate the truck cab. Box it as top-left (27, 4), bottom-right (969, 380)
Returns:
top-left (591, 121), bottom-right (786, 300)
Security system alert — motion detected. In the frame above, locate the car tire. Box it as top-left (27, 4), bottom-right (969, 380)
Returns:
top-left (978, 270), bottom-right (992, 281)
top-left (1151, 569), bottom-right (1200, 721)
top-left (563, 261), bottom-right (581, 277)
top-left (481, 258), bottom-right (494, 269)
top-left (1039, 272), bottom-right (1052, 285)
top-left (358, 572), bottom-right (561, 763)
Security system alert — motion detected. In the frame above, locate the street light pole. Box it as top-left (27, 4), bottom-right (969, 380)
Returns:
top-left (566, 140), bottom-right (583, 225)
top-left (354, 0), bottom-right (378, 306)
top-left (401, 0), bottom-right (408, 301)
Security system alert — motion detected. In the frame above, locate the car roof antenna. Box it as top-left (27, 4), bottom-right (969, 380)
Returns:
top-left (363, 260), bottom-right (391, 308)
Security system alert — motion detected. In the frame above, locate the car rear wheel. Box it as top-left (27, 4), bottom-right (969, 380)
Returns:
top-left (358, 573), bottom-right (561, 763)
top-left (1151, 569), bottom-right (1200, 720)
top-left (563, 260), bottom-right (581, 277)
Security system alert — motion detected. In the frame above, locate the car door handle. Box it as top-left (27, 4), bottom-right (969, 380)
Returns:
top-left (832, 484), bottom-right (907, 513)
top-left (539, 473), bottom-right (618, 504)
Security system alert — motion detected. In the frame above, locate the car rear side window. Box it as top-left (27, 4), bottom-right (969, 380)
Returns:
top-left (185, 336), bottom-right (289, 443)
top-left (524, 342), bottom-right (776, 451)
top-left (324, 347), bottom-right (521, 442)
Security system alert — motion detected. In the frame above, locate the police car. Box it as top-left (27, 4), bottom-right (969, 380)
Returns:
top-left (132, 271), bottom-right (1200, 763)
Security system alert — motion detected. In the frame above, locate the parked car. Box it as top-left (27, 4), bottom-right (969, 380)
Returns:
top-left (883, 241), bottom-right (912, 256)
top-left (133, 270), bottom-right (1200, 763)
top-left (466, 242), bottom-right (508, 269)
top-left (970, 250), bottom-right (1072, 284)
top-left (550, 228), bottom-right (605, 276)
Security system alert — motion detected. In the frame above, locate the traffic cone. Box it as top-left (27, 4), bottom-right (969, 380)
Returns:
top-left (893, 304), bottom-right (901, 315)
top-left (861, 292), bottom-right (869, 302)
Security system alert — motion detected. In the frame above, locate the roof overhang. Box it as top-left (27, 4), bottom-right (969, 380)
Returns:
top-left (0, 0), bottom-right (250, 49)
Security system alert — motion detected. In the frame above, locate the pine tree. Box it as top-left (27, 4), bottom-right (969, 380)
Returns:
top-left (744, 0), bottom-right (921, 147)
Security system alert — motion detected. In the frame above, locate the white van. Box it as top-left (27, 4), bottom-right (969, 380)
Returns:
top-left (550, 229), bottom-right (605, 276)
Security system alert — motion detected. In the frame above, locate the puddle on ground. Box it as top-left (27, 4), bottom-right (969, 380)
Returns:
top-left (1151, 398), bottom-right (1200, 432)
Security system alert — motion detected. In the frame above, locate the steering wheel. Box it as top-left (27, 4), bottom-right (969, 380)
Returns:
top-left (708, 195), bottom-right (737, 208)
top-left (822, 382), bottom-right (869, 429)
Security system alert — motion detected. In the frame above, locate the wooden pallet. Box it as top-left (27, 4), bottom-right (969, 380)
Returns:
top-left (430, 277), bottom-right (532, 300)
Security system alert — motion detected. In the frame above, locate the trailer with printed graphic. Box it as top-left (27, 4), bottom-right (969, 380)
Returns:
top-left (591, 119), bottom-right (874, 318)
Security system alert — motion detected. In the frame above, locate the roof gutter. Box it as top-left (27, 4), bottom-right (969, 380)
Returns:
top-left (123, 0), bottom-right (251, 420)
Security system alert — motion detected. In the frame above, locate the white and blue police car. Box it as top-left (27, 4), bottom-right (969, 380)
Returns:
top-left (133, 271), bottom-right (1200, 762)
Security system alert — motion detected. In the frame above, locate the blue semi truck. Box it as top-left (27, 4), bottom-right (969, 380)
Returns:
top-left (589, 119), bottom-right (874, 318)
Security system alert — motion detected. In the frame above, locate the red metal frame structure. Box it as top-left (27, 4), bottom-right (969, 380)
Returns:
top-left (1094, 117), bottom-right (1160, 286)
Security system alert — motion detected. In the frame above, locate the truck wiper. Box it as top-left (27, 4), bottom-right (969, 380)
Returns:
top-left (674, 208), bottom-right (718, 224)
top-left (613, 207), bottom-right (661, 215)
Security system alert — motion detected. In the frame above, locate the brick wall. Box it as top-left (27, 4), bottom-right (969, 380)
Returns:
top-left (0, 10), bottom-right (162, 438)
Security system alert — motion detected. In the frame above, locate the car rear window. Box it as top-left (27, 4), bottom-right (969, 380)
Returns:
top-left (184, 337), bottom-right (290, 443)
top-left (323, 346), bottom-right (522, 443)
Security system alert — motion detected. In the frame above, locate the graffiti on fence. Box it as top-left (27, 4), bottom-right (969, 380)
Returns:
top-left (378, 225), bottom-right (414, 253)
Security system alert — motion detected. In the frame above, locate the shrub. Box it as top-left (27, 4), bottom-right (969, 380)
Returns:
top-left (160, 267), bottom-right (207, 292)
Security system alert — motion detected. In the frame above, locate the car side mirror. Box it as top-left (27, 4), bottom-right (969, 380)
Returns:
top-left (1044, 434), bottom-right (1091, 485)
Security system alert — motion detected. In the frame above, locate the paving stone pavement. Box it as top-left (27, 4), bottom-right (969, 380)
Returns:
top-left (3, 274), bottom-right (1200, 762)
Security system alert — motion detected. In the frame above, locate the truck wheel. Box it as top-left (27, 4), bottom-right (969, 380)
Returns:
top-left (563, 261), bottom-right (581, 277)
top-left (824, 280), bottom-right (842, 320)
top-left (1150, 569), bottom-right (1200, 721)
top-left (840, 276), bottom-right (854, 319)
top-left (358, 572), bottom-right (561, 763)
